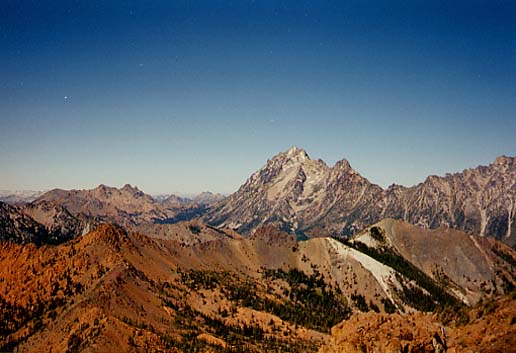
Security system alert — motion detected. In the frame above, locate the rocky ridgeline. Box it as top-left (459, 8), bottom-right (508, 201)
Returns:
top-left (205, 147), bottom-right (516, 247)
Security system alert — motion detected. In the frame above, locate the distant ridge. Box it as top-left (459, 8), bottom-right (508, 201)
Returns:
top-left (0, 190), bottom-right (45, 204)
top-left (7, 148), bottom-right (514, 247)
top-left (34, 184), bottom-right (190, 229)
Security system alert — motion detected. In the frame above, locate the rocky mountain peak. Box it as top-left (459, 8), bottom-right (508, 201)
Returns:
top-left (332, 158), bottom-right (354, 173)
top-left (423, 174), bottom-right (442, 185)
top-left (205, 150), bottom-right (516, 245)
top-left (96, 184), bottom-right (108, 191)
top-left (121, 183), bottom-right (139, 192)
top-left (120, 184), bottom-right (145, 198)
top-left (494, 155), bottom-right (516, 167)
top-left (95, 184), bottom-right (140, 194)
top-left (265, 146), bottom-right (311, 169)
top-left (205, 148), bottom-right (371, 235)
top-left (93, 184), bottom-right (116, 196)
top-left (285, 145), bottom-right (309, 160)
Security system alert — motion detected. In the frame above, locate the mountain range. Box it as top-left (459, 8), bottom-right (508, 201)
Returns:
top-left (2, 218), bottom-right (516, 352)
top-left (1, 147), bottom-right (516, 352)
top-left (3, 147), bottom-right (514, 247)
top-left (205, 147), bottom-right (516, 248)
top-left (0, 190), bottom-right (44, 204)
top-left (27, 185), bottom-right (222, 232)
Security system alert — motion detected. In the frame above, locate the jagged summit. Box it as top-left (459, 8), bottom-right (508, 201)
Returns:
top-left (268, 146), bottom-right (313, 166)
top-left (284, 145), bottom-right (309, 159)
top-left (96, 183), bottom-right (140, 193)
top-left (121, 183), bottom-right (139, 192)
top-left (332, 158), bottom-right (353, 172)
top-left (204, 148), bottom-right (374, 235)
top-left (494, 155), bottom-right (516, 167)
top-left (205, 150), bottom-right (516, 246)
top-left (271, 147), bottom-right (355, 175)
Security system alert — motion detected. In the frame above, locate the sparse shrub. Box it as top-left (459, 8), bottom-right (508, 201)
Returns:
top-left (128, 335), bottom-right (136, 347)
top-left (369, 226), bottom-right (385, 242)
top-left (369, 301), bottom-right (380, 313)
top-left (381, 297), bottom-right (396, 314)
top-left (188, 225), bottom-right (201, 234)
top-left (351, 294), bottom-right (369, 312)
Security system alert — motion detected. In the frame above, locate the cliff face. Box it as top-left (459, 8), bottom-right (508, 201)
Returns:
top-left (205, 148), bottom-right (516, 247)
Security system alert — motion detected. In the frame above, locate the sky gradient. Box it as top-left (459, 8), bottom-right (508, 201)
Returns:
top-left (1, 0), bottom-right (516, 194)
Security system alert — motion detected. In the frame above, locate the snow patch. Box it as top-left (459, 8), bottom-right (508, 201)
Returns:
top-left (479, 208), bottom-right (488, 237)
top-left (327, 238), bottom-right (398, 305)
top-left (507, 199), bottom-right (514, 239)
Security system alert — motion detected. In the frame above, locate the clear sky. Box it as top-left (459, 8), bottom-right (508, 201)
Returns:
top-left (1, 1), bottom-right (515, 194)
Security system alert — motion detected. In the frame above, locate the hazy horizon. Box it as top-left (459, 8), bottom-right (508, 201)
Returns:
top-left (2, 1), bottom-right (515, 194)
top-left (0, 147), bottom-right (512, 195)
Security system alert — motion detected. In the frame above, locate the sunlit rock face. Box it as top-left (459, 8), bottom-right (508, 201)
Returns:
top-left (205, 148), bottom-right (516, 247)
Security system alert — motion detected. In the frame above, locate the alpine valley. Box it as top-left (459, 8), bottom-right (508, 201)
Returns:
top-left (1, 147), bottom-right (516, 353)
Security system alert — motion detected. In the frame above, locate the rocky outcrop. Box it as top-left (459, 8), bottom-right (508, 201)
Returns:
top-left (319, 293), bottom-right (516, 353)
top-left (319, 311), bottom-right (446, 353)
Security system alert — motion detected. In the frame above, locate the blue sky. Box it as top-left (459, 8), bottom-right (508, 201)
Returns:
top-left (1, 0), bottom-right (515, 194)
